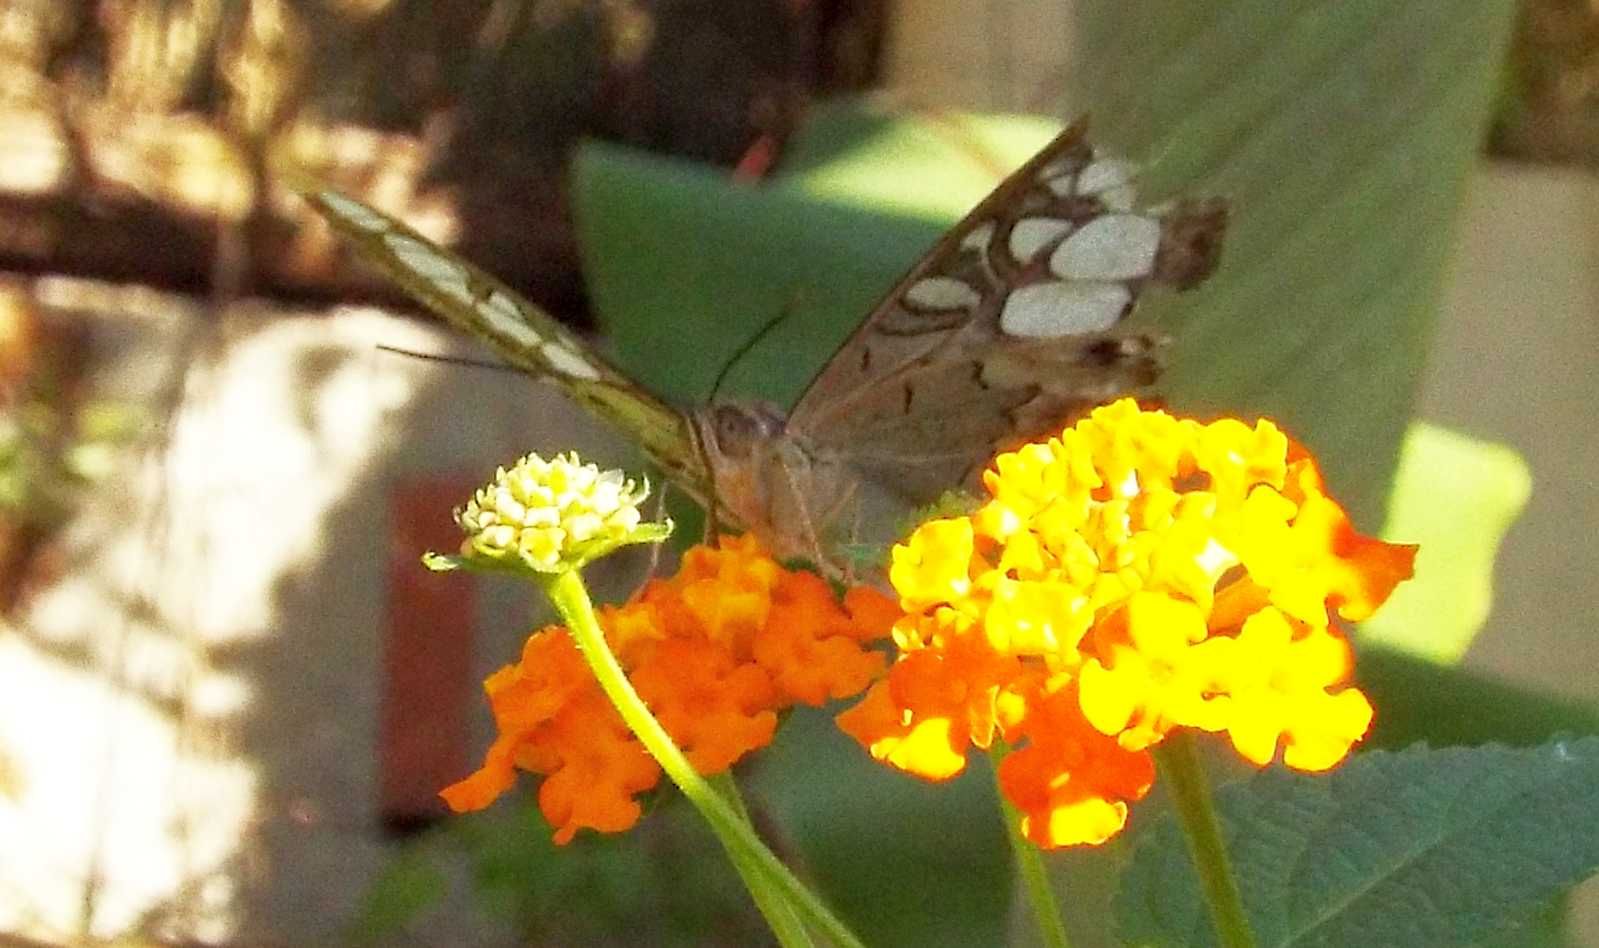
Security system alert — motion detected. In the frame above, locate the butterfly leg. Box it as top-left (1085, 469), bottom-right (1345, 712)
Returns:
top-left (641, 482), bottom-right (671, 582)
top-left (774, 459), bottom-right (833, 573)
top-left (844, 498), bottom-right (865, 587)
top-left (819, 481), bottom-right (864, 585)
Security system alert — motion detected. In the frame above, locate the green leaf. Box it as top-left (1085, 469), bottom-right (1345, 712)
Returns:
top-left (1116, 740), bottom-right (1599, 946)
top-left (747, 707), bottom-right (1014, 947)
top-left (444, 800), bottom-right (768, 944)
top-left (1063, 0), bottom-right (1517, 528)
top-left (347, 849), bottom-right (448, 944)
top-left (575, 130), bottom-right (960, 407)
top-left (1358, 423), bottom-right (1530, 662)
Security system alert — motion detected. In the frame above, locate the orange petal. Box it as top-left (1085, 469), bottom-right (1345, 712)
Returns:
top-left (439, 734), bottom-right (521, 812)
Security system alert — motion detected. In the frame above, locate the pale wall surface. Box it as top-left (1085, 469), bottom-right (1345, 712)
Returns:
top-left (1434, 166), bottom-right (1599, 702)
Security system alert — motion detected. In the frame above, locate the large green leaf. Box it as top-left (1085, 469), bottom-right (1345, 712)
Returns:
top-left (1115, 740), bottom-right (1599, 946)
top-left (574, 124), bottom-right (997, 408)
top-left (1063, 1), bottom-right (1517, 528)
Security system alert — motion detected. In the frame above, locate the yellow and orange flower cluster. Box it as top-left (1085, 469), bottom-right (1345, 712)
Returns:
top-left (837, 399), bottom-right (1416, 848)
top-left (442, 534), bottom-right (896, 843)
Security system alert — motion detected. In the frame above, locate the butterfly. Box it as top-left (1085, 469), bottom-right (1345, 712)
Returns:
top-left (303, 120), bottom-right (1225, 577)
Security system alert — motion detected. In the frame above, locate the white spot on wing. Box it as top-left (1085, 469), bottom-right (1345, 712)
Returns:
top-left (1008, 217), bottom-right (1073, 263)
top-left (383, 233), bottom-right (474, 305)
top-left (1044, 174), bottom-right (1076, 197)
top-left (1000, 281), bottom-right (1130, 338)
top-left (1075, 160), bottom-right (1134, 198)
top-left (1050, 214), bottom-right (1161, 281)
top-left (477, 290), bottom-right (544, 349)
top-left (905, 276), bottom-right (980, 312)
top-left (1038, 158), bottom-right (1078, 179)
top-left (541, 341), bottom-right (601, 380)
top-left (1076, 160), bottom-right (1137, 211)
top-left (319, 191), bottom-right (391, 233)
top-left (961, 222), bottom-right (996, 252)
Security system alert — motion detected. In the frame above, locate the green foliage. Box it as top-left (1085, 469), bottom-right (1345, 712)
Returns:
top-left (1116, 739), bottom-right (1599, 946)
top-left (347, 850), bottom-right (447, 945)
top-left (350, 798), bottom-right (771, 945)
top-left (749, 708), bottom-right (1015, 946)
top-left (1065, 0), bottom-right (1518, 530)
top-left (0, 397), bottom-right (141, 525)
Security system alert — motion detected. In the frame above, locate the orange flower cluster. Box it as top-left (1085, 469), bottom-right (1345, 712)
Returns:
top-left (442, 534), bottom-right (896, 843)
top-left (837, 399), bottom-right (1416, 848)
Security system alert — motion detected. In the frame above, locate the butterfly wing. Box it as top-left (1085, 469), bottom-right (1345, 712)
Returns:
top-left (302, 189), bottom-right (708, 496)
top-left (786, 120), bottom-right (1227, 503)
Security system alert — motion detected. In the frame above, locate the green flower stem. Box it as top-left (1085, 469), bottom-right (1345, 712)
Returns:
top-left (542, 569), bottom-right (864, 948)
top-left (1154, 732), bottom-right (1256, 948)
top-left (708, 771), bottom-right (812, 948)
top-left (708, 770), bottom-right (756, 823)
top-left (988, 743), bottom-right (1072, 948)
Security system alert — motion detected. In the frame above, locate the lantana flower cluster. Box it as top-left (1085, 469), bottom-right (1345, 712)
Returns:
top-left (442, 534), bottom-right (897, 843)
top-left (454, 451), bottom-right (653, 572)
top-left (837, 399), bottom-right (1416, 848)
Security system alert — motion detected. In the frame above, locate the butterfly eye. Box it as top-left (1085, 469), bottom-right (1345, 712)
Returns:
top-left (711, 404), bottom-right (785, 458)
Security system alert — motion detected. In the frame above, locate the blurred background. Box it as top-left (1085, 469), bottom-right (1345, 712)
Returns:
top-left (0, 0), bottom-right (1594, 945)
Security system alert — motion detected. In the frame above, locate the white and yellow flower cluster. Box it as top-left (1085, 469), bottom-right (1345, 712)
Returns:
top-left (444, 452), bottom-right (666, 574)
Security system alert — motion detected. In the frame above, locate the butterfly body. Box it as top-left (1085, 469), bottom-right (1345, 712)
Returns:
top-left (305, 119), bottom-right (1226, 578)
top-left (691, 399), bottom-right (906, 568)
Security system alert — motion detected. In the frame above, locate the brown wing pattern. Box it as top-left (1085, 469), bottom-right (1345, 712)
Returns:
top-left (786, 120), bottom-right (1226, 503)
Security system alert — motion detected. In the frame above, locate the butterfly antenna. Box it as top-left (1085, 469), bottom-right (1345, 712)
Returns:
top-left (707, 302), bottom-right (796, 402)
top-left (375, 344), bottom-right (524, 375)
top-left (700, 291), bottom-right (805, 544)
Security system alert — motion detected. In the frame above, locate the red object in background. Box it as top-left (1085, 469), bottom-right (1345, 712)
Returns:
top-left (379, 476), bottom-right (479, 834)
top-left (731, 132), bottom-right (782, 183)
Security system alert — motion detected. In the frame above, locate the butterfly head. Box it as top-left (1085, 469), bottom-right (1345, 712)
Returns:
top-left (699, 401), bottom-right (789, 459)
top-left (692, 400), bottom-right (852, 567)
